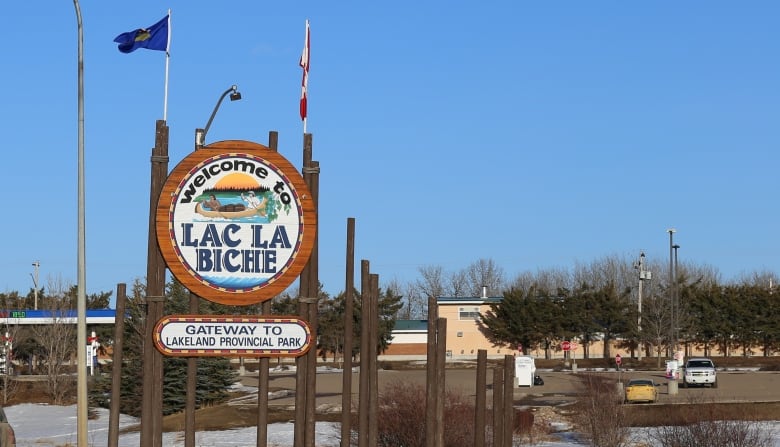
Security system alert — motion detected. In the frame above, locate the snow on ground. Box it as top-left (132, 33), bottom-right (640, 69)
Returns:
top-left (5, 403), bottom-right (779, 447)
top-left (6, 404), bottom-right (341, 447)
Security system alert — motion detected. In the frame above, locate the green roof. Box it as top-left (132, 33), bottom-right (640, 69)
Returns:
top-left (437, 296), bottom-right (502, 303)
top-left (393, 320), bottom-right (428, 331)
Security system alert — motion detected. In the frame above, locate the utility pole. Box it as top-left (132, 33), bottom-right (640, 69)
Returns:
top-left (31, 261), bottom-right (40, 310)
top-left (634, 252), bottom-right (651, 360)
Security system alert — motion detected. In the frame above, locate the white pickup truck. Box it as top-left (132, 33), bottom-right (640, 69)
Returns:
top-left (682, 357), bottom-right (717, 388)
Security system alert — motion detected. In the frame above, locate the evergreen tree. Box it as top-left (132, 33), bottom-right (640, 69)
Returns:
top-left (570, 283), bottom-right (609, 359)
top-left (588, 282), bottom-right (632, 359)
top-left (307, 286), bottom-right (401, 361)
top-left (96, 278), bottom-right (237, 417)
top-left (376, 287), bottom-right (404, 353)
top-left (480, 285), bottom-right (551, 355)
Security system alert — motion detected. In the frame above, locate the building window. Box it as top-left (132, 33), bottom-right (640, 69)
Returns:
top-left (457, 331), bottom-right (463, 337)
top-left (458, 307), bottom-right (480, 320)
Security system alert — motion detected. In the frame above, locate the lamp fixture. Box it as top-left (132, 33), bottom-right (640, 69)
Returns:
top-left (195, 84), bottom-right (242, 149)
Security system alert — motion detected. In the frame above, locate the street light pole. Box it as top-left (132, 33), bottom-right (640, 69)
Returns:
top-left (31, 261), bottom-right (40, 310)
top-left (194, 85), bottom-right (242, 149)
top-left (72, 0), bottom-right (88, 445)
top-left (667, 228), bottom-right (676, 361)
top-left (673, 244), bottom-right (680, 359)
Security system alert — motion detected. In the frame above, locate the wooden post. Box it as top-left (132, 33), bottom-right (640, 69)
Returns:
top-left (503, 355), bottom-right (515, 447)
top-left (258, 131), bottom-right (278, 447)
top-left (257, 299), bottom-right (271, 447)
top-left (295, 134), bottom-right (314, 447)
top-left (474, 349), bottom-right (487, 447)
top-left (434, 317), bottom-right (447, 447)
top-left (340, 218), bottom-right (355, 447)
top-left (294, 272), bottom-right (308, 446)
top-left (141, 119), bottom-right (169, 447)
top-left (303, 133), bottom-right (319, 447)
top-left (425, 295), bottom-right (439, 446)
top-left (492, 367), bottom-right (504, 447)
top-left (185, 293), bottom-right (199, 447)
top-left (357, 260), bottom-right (370, 447)
top-left (107, 283), bottom-right (126, 447)
top-left (368, 274), bottom-right (380, 445)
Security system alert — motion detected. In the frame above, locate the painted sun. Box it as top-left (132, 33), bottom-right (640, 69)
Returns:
top-left (214, 173), bottom-right (259, 190)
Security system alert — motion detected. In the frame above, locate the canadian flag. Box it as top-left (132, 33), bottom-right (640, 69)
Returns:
top-left (299, 19), bottom-right (310, 122)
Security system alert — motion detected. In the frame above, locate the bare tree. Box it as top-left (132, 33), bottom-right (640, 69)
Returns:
top-left (574, 253), bottom-right (635, 293)
top-left (683, 262), bottom-right (721, 286)
top-left (30, 276), bottom-right (76, 404)
top-left (399, 282), bottom-right (426, 320)
top-left (508, 270), bottom-right (536, 292)
top-left (385, 278), bottom-right (426, 320)
top-left (0, 323), bottom-right (21, 404)
top-left (736, 269), bottom-right (776, 288)
top-left (416, 265), bottom-right (447, 300)
top-left (464, 258), bottom-right (505, 296)
top-left (447, 269), bottom-right (469, 297)
top-left (510, 268), bottom-right (573, 292)
top-left (642, 291), bottom-right (671, 368)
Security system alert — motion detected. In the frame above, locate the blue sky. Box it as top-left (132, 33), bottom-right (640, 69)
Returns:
top-left (2, 2), bottom-right (778, 302)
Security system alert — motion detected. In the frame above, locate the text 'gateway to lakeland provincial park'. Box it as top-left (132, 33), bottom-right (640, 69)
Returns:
top-left (154, 317), bottom-right (311, 356)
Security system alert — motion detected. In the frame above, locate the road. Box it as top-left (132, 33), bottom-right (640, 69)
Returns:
top-left (239, 367), bottom-right (780, 409)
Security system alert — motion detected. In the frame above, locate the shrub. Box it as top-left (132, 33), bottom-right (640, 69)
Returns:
top-left (571, 373), bottom-right (630, 447)
top-left (375, 380), bottom-right (476, 447)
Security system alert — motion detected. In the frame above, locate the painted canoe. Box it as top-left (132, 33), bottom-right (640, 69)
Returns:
top-left (195, 202), bottom-right (262, 219)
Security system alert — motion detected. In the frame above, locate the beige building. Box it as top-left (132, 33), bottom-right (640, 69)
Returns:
top-left (437, 296), bottom-right (512, 359)
top-left (381, 295), bottom-right (746, 361)
top-left (382, 295), bottom-right (512, 360)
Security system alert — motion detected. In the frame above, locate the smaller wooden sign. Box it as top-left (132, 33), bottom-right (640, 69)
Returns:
top-left (153, 315), bottom-right (311, 357)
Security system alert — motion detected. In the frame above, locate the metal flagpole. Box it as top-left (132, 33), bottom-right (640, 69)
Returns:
top-left (163, 9), bottom-right (171, 121)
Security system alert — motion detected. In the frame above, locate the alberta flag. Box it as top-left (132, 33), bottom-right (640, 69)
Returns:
top-left (114, 15), bottom-right (169, 53)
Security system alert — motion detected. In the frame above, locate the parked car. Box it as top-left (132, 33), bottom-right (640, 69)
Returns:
top-left (0, 406), bottom-right (15, 447)
top-left (624, 378), bottom-right (659, 403)
top-left (682, 357), bottom-right (717, 388)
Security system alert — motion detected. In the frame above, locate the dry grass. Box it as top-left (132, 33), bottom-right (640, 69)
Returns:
top-left (624, 402), bottom-right (780, 427)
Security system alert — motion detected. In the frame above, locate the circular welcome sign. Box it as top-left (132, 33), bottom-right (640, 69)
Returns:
top-left (156, 140), bottom-right (316, 305)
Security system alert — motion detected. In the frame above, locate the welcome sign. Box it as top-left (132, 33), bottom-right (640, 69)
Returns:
top-left (156, 140), bottom-right (316, 305)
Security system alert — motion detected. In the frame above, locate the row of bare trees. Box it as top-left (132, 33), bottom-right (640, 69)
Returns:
top-left (389, 254), bottom-right (776, 319)
top-left (381, 255), bottom-right (779, 359)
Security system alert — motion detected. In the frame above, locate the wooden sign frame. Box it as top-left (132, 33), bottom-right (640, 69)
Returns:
top-left (156, 140), bottom-right (316, 305)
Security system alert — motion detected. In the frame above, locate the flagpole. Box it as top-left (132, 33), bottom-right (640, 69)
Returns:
top-left (300, 19), bottom-right (310, 135)
top-left (163, 9), bottom-right (171, 121)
